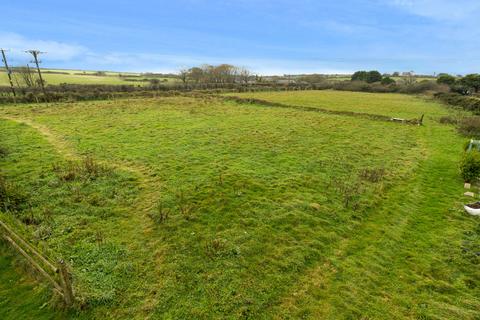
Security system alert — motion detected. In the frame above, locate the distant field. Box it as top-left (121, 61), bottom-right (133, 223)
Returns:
top-left (0, 68), bottom-right (177, 86)
top-left (226, 90), bottom-right (449, 119)
top-left (0, 68), bottom-right (435, 87)
top-left (319, 75), bottom-right (435, 82)
top-left (0, 91), bottom-right (478, 319)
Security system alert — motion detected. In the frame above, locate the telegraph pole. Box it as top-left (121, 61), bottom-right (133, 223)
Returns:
top-left (26, 50), bottom-right (46, 96)
top-left (1, 49), bottom-right (16, 97)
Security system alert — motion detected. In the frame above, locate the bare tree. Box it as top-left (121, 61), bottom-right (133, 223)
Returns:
top-left (403, 71), bottom-right (416, 86)
top-left (12, 66), bottom-right (38, 88)
top-left (179, 64), bottom-right (253, 86)
top-left (215, 64), bottom-right (236, 83)
top-left (237, 67), bottom-right (251, 85)
top-left (178, 69), bottom-right (189, 86)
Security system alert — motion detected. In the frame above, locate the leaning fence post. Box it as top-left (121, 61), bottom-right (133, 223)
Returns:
top-left (58, 259), bottom-right (74, 305)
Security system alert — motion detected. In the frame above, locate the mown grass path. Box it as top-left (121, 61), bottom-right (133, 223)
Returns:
top-left (272, 120), bottom-right (480, 319)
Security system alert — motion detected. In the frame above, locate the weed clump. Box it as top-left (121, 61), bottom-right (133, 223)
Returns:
top-left (149, 201), bottom-right (170, 224)
top-left (175, 189), bottom-right (195, 220)
top-left (439, 116), bottom-right (458, 125)
top-left (359, 167), bottom-right (386, 183)
top-left (204, 238), bottom-right (239, 260)
top-left (204, 238), bottom-right (226, 260)
top-left (53, 156), bottom-right (109, 182)
top-left (330, 178), bottom-right (363, 210)
top-left (0, 175), bottom-right (27, 212)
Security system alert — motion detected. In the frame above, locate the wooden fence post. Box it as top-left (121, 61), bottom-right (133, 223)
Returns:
top-left (58, 259), bottom-right (74, 306)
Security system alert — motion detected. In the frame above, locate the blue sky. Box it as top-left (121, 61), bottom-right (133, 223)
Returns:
top-left (1, 0), bottom-right (479, 75)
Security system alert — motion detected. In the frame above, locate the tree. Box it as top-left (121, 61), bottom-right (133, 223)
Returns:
top-left (188, 67), bottom-right (204, 84)
top-left (437, 73), bottom-right (456, 86)
top-left (351, 70), bottom-right (382, 83)
top-left (459, 74), bottom-right (480, 94)
top-left (213, 64), bottom-right (236, 83)
top-left (178, 64), bottom-right (253, 85)
top-left (403, 72), bottom-right (417, 86)
top-left (351, 71), bottom-right (368, 82)
top-left (12, 66), bottom-right (38, 88)
top-left (178, 69), bottom-right (189, 86)
top-left (237, 67), bottom-right (251, 84)
top-left (381, 77), bottom-right (396, 85)
top-left (366, 71), bottom-right (382, 83)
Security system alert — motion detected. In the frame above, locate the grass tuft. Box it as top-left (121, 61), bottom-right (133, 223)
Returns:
top-left (53, 156), bottom-right (110, 182)
top-left (359, 167), bottom-right (386, 183)
top-left (0, 175), bottom-right (28, 213)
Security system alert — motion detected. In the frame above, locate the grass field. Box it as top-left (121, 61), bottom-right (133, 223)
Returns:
top-left (226, 90), bottom-right (451, 119)
top-left (0, 68), bottom-right (175, 86)
top-left (0, 91), bottom-right (479, 319)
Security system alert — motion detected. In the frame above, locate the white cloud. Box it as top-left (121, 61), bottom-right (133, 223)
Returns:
top-left (0, 32), bottom-right (89, 62)
top-left (390, 0), bottom-right (480, 21)
top-left (83, 52), bottom-right (354, 75)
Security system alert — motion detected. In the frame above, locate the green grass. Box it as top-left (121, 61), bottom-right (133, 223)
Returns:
top-left (227, 90), bottom-right (451, 119)
top-left (0, 68), bottom-right (176, 86)
top-left (0, 245), bottom-right (62, 320)
top-left (0, 90), bottom-right (478, 319)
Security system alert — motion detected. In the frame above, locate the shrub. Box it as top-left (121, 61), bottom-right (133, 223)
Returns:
top-left (458, 117), bottom-right (480, 138)
top-left (398, 81), bottom-right (448, 94)
top-left (434, 92), bottom-right (480, 113)
top-left (333, 81), bottom-right (376, 92)
top-left (351, 71), bottom-right (368, 82)
top-left (381, 77), bottom-right (396, 85)
top-left (437, 74), bottom-right (456, 86)
top-left (458, 74), bottom-right (480, 93)
top-left (439, 116), bottom-right (457, 125)
top-left (351, 70), bottom-right (382, 83)
top-left (461, 150), bottom-right (480, 182)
